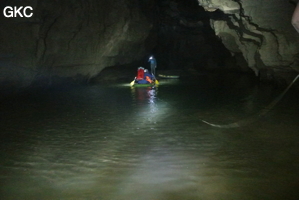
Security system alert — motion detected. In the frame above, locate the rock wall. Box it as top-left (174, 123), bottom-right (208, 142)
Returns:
top-left (198, 0), bottom-right (299, 77)
top-left (0, 0), bottom-right (155, 89)
top-left (154, 0), bottom-right (235, 73)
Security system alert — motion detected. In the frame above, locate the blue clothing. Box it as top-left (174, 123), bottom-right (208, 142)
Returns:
top-left (148, 57), bottom-right (156, 65)
top-left (144, 72), bottom-right (153, 79)
top-left (136, 72), bottom-right (153, 84)
top-left (148, 56), bottom-right (157, 75)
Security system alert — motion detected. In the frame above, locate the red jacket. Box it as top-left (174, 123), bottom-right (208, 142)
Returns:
top-left (136, 67), bottom-right (144, 80)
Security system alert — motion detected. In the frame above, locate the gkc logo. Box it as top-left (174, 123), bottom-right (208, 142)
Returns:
top-left (3, 6), bottom-right (33, 18)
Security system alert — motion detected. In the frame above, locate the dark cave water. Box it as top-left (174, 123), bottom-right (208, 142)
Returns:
top-left (1, 73), bottom-right (299, 200)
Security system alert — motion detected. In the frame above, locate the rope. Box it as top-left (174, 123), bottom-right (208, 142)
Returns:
top-left (201, 74), bottom-right (299, 128)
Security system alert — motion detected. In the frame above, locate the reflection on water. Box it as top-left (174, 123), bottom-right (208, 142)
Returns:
top-left (130, 86), bottom-right (161, 124)
top-left (1, 73), bottom-right (299, 200)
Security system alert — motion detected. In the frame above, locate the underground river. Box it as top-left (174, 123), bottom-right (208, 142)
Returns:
top-left (1, 73), bottom-right (299, 200)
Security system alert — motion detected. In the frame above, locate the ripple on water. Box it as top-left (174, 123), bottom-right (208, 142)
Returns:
top-left (1, 78), bottom-right (299, 199)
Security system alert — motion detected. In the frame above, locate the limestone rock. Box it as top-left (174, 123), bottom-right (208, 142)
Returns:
top-left (198, 0), bottom-right (299, 75)
top-left (0, 0), bottom-right (155, 89)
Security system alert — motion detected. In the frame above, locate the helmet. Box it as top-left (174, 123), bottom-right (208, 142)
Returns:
top-left (149, 56), bottom-right (153, 60)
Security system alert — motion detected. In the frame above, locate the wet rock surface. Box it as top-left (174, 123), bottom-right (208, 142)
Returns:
top-left (0, 0), bottom-right (155, 89)
top-left (154, 0), bottom-right (235, 72)
top-left (1, 0), bottom-right (299, 90)
top-left (198, 0), bottom-right (299, 77)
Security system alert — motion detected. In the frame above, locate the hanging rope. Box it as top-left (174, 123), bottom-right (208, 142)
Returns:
top-left (201, 74), bottom-right (299, 128)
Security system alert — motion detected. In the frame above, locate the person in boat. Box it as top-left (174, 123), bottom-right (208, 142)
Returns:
top-left (136, 67), bottom-right (145, 82)
top-left (148, 55), bottom-right (157, 76)
top-left (144, 69), bottom-right (154, 84)
top-left (135, 67), bottom-right (154, 84)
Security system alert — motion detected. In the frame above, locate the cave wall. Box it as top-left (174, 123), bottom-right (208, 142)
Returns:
top-left (198, 0), bottom-right (299, 76)
top-left (0, 0), bottom-right (155, 89)
top-left (153, 0), bottom-right (236, 73)
top-left (2, 0), bottom-right (299, 89)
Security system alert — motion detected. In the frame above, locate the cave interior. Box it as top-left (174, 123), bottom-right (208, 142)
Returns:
top-left (0, 0), bottom-right (299, 91)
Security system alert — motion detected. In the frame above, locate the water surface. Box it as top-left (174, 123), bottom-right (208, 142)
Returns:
top-left (1, 73), bottom-right (299, 200)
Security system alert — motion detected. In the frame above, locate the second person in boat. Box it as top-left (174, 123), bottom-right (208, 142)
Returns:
top-left (144, 69), bottom-right (154, 84)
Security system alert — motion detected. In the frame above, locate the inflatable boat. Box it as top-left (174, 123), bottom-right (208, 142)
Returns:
top-left (131, 82), bottom-right (155, 87)
top-left (158, 74), bottom-right (180, 79)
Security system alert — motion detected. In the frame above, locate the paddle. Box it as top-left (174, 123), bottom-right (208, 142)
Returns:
top-left (130, 77), bottom-right (136, 86)
top-left (152, 73), bottom-right (159, 85)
